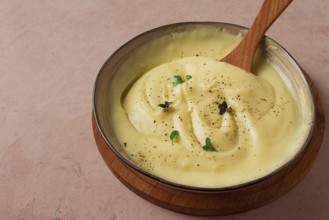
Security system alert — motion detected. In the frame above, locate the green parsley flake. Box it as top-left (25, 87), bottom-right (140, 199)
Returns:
top-left (173, 75), bottom-right (185, 86)
top-left (173, 75), bottom-right (192, 86)
top-left (170, 130), bottom-right (180, 142)
top-left (203, 138), bottom-right (217, 152)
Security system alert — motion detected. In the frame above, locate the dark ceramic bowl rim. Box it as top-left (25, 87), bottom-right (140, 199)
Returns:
top-left (93, 21), bottom-right (316, 192)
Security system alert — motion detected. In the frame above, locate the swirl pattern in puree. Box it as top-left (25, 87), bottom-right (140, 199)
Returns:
top-left (120, 55), bottom-right (300, 188)
top-left (104, 26), bottom-right (308, 188)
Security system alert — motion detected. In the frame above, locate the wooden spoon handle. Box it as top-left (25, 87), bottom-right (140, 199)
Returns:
top-left (221, 0), bottom-right (293, 72)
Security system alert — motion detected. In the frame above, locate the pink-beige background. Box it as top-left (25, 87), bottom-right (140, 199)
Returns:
top-left (1, 0), bottom-right (328, 219)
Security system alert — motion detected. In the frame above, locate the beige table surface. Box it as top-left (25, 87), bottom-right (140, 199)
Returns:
top-left (1, 0), bottom-right (329, 219)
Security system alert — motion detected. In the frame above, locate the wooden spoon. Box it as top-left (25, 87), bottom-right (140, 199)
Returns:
top-left (221, 0), bottom-right (293, 72)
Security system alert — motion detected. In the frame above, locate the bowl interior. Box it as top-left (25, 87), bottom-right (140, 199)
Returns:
top-left (93, 22), bottom-right (315, 191)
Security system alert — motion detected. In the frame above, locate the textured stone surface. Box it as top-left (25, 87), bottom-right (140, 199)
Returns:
top-left (1, 0), bottom-right (328, 219)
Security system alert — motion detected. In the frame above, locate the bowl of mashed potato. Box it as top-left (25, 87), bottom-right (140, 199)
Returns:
top-left (92, 22), bottom-right (324, 215)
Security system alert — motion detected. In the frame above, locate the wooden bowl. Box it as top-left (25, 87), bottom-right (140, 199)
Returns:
top-left (92, 22), bottom-right (325, 216)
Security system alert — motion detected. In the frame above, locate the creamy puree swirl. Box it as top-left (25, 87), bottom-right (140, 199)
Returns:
top-left (110, 27), bottom-right (307, 188)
